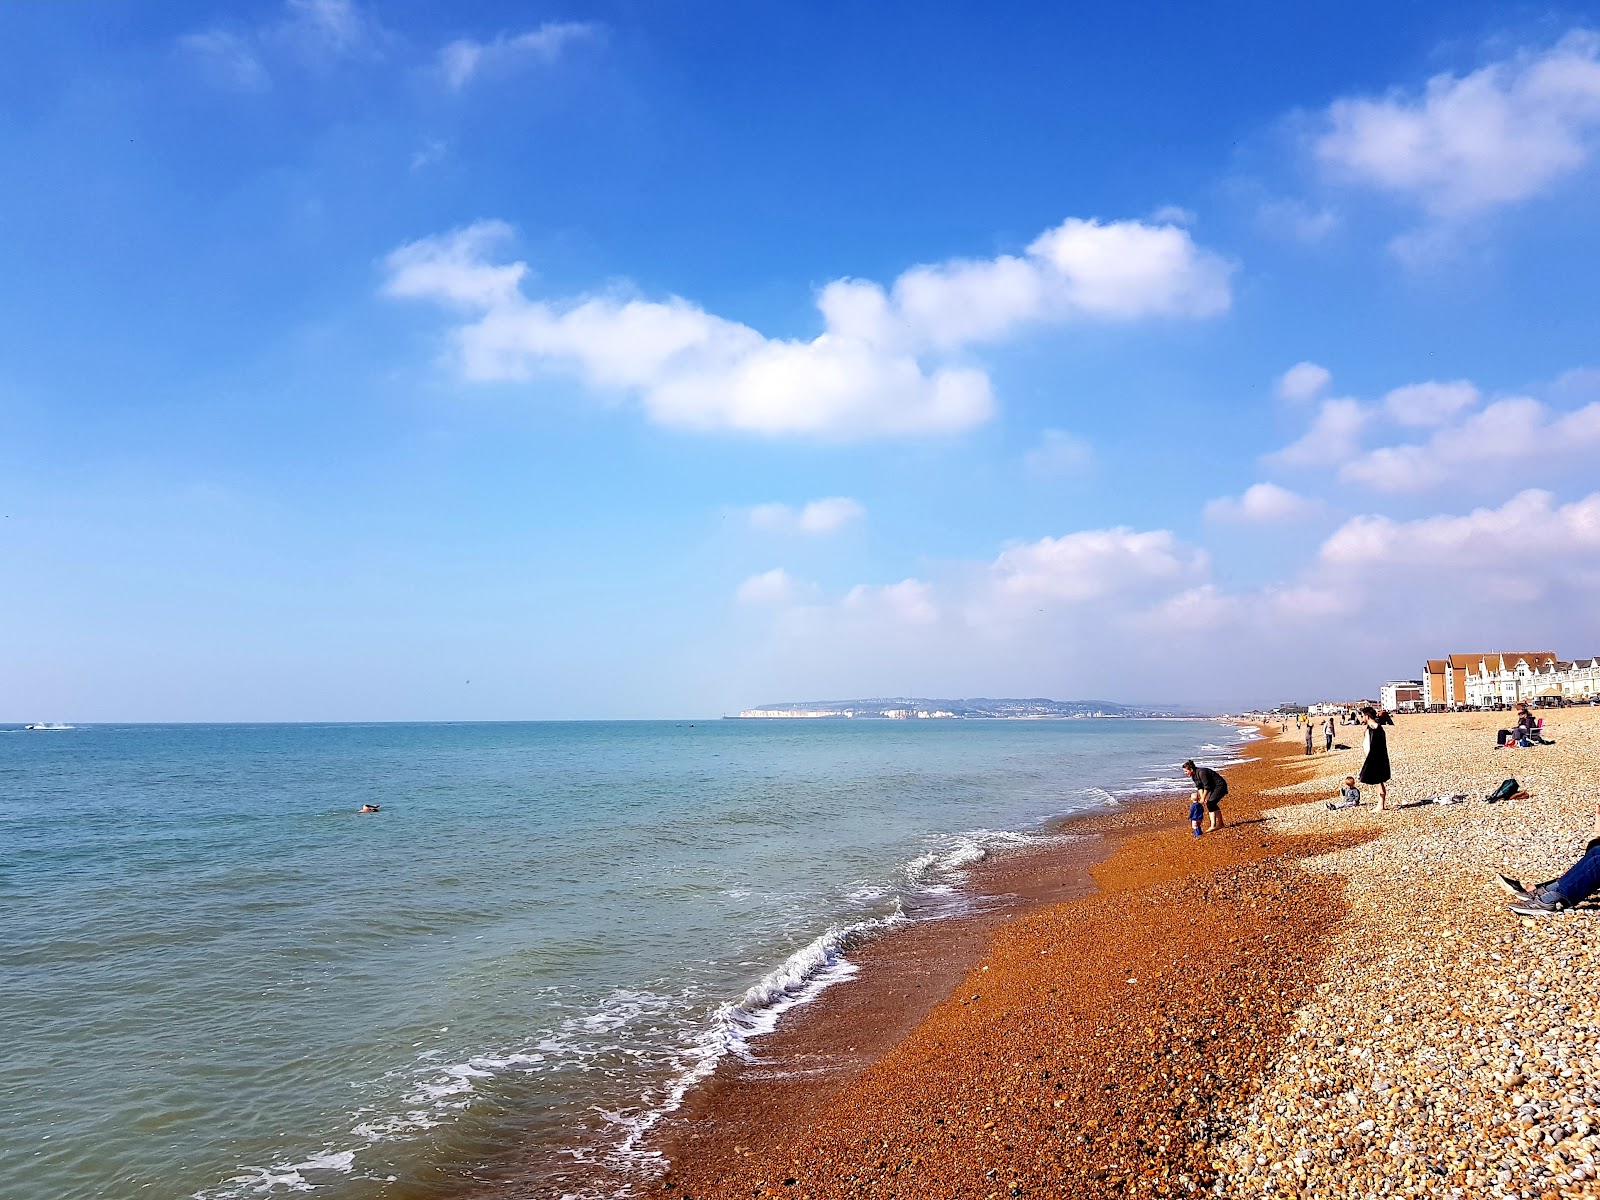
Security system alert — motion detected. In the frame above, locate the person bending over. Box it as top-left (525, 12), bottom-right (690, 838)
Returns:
top-left (1500, 806), bottom-right (1600, 916)
top-left (1183, 759), bottom-right (1228, 834)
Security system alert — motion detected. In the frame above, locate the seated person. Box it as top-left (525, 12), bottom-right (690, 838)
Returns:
top-left (1325, 777), bottom-right (1361, 810)
top-left (1500, 807), bottom-right (1600, 915)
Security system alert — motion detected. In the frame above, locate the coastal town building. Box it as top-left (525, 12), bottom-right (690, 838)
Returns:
top-left (1517, 657), bottom-right (1600, 702)
top-left (1378, 680), bottom-right (1423, 711)
top-left (1422, 660), bottom-right (1447, 708)
top-left (1422, 652), bottom-right (1557, 708)
top-left (1460, 653), bottom-right (1562, 707)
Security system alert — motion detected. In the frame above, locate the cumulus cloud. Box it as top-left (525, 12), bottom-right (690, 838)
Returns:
top-left (1276, 361), bottom-right (1332, 404)
top-left (1315, 32), bottom-right (1600, 220)
top-left (748, 497), bottom-right (865, 535)
top-left (736, 568), bottom-right (800, 606)
top-left (1204, 483), bottom-right (1322, 524)
top-left (733, 488), bottom-right (1600, 709)
top-left (385, 217), bottom-right (1232, 438)
top-left (989, 528), bottom-right (1206, 604)
top-left (1341, 395), bottom-right (1600, 491)
top-left (1382, 380), bottom-right (1479, 427)
top-left (1023, 430), bottom-right (1094, 477)
top-left (1321, 488), bottom-right (1600, 571)
top-left (842, 579), bottom-right (939, 626)
top-left (1265, 397), bottom-right (1370, 468)
top-left (438, 22), bottom-right (597, 89)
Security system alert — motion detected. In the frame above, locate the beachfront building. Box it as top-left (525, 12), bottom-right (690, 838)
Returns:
top-left (1423, 652), bottom-right (1557, 708)
top-left (1460, 653), bottom-right (1562, 707)
top-left (1423, 660), bottom-right (1448, 708)
top-left (1548, 657), bottom-right (1600, 701)
top-left (1378, 680), bottom-right (1423, 711)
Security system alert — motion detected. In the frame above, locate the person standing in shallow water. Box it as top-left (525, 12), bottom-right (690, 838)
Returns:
top-left (1358, 705), bottom-right (1391, 811)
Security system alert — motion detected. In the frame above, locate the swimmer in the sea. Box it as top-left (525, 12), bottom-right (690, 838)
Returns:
top-left (358, 803), bottom-right (380, 813)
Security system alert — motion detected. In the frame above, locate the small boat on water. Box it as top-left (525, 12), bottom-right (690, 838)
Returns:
top-left (23, 723), bottom-right (74, 730)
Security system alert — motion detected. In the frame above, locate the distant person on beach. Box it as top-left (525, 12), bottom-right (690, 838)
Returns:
top-left (1304, 723), bottom-right (1313, 756)
top-left (1357, 706), bottom-right (1391, 811)
top-left (1182, 759), bottom-right (1227, 834)
top-left (1499, 804), bottom-right (1600, 916)
top-left (1325, 777), bottom-right (1361, 810)
top-left (1324, 718), bottom-right (1334, 753)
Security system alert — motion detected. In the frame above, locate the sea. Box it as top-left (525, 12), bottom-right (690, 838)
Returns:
top-left (0, 718), bottom-right (1247, 1200)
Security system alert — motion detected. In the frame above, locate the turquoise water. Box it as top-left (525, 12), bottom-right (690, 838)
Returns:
top-left (0, 719), bottom-right (1236, 1199)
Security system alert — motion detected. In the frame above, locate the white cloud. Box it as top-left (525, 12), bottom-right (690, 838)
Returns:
top-left (385, 216), bottom-right (1232, 439)
top-left (731, 489), bottom-right (1600, 709)
top-left (438, 22), bottom-right (597, 89)
top-left (1276, 361), bottom-right (1332, 404)
top-left (1023, 430), bottom-right (1094, 476)
top-left (818, 217), bottom-right (1232, 352)
top-left (842, 579), bottom-right (939, 626)
top-left (1315, 32), bottom-right (1600, 220)
top-left (1340, 395), bottom-right (1600, 491)
top-left (989, 528), bottom-right (1206, 604)
top-left (1265, 365), bottom-right (1600, 491)
top-left (1382, 379), bottom-right (1479, 426)
top-left (1265, 397), bottom-right (1370, 468)
top-left (1320, 488), bottom-right (1600, 570)
top-left (736, 568), bottom-right (799, 606)
top-left (748, 497), bottom-right (865, 535)
top-left (1204, 483), bottom-right (1322, 524)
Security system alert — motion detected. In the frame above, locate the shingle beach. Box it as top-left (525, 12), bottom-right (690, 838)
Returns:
top-left (645, 710), bottom-right (1600, 1200)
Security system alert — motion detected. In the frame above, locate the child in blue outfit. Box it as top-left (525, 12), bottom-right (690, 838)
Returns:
top-left (1325, 777), bottom-right (1361, 810)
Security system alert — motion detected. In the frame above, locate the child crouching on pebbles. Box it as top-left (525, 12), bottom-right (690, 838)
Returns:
top-left (1326, 777), bottom-right (1361, 810)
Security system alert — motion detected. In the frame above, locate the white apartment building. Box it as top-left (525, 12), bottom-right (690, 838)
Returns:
top-left (1537, 657), bottom-right (1600, 700)
top-left (1378, 680), bottom-right (1423, 711)
top-left (1460, 653), bottom-right (1600, 706)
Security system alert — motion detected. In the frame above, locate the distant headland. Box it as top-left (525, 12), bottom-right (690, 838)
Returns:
top-left (732, 697), bottom-right (1192, 719)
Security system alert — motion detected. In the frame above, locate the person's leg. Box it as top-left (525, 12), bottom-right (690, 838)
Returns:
top-left (1375, 781), bottom-right (1387, 811)
top-left (1547, 843), bottom-right (1600, 905)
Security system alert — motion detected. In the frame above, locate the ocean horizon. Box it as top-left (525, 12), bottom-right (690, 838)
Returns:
top-left (1, 718), bottom-right (1247, 1199)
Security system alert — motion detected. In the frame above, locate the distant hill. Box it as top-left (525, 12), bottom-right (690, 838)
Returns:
top-left (734, 697), bottom-right (1193, 719)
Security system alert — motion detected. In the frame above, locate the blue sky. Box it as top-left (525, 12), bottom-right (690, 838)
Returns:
top-left (5, 1), bottom-right (1600, 718)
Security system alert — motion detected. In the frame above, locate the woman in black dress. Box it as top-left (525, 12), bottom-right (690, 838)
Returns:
top-left (1358, 705), bottom-right (1391, 810)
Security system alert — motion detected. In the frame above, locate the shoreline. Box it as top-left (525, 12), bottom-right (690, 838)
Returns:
top-left (631, 721), bottom-right (1369, 1198)
top-left (632, 710), bottom-right (1600, 1200)
top-left (463, 720), bottom-right (1251, 1198)
top-left (640, 726), bottom-right (1270, 1179)
top-left (482, 720), bottom-right (1286, 1198)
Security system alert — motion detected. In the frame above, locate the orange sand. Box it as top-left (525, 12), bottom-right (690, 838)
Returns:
top-left (649, 725), bottom-right (1374, 1200)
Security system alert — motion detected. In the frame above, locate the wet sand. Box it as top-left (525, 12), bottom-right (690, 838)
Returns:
top-left (623, 723), bottom-right (1374, 1199)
